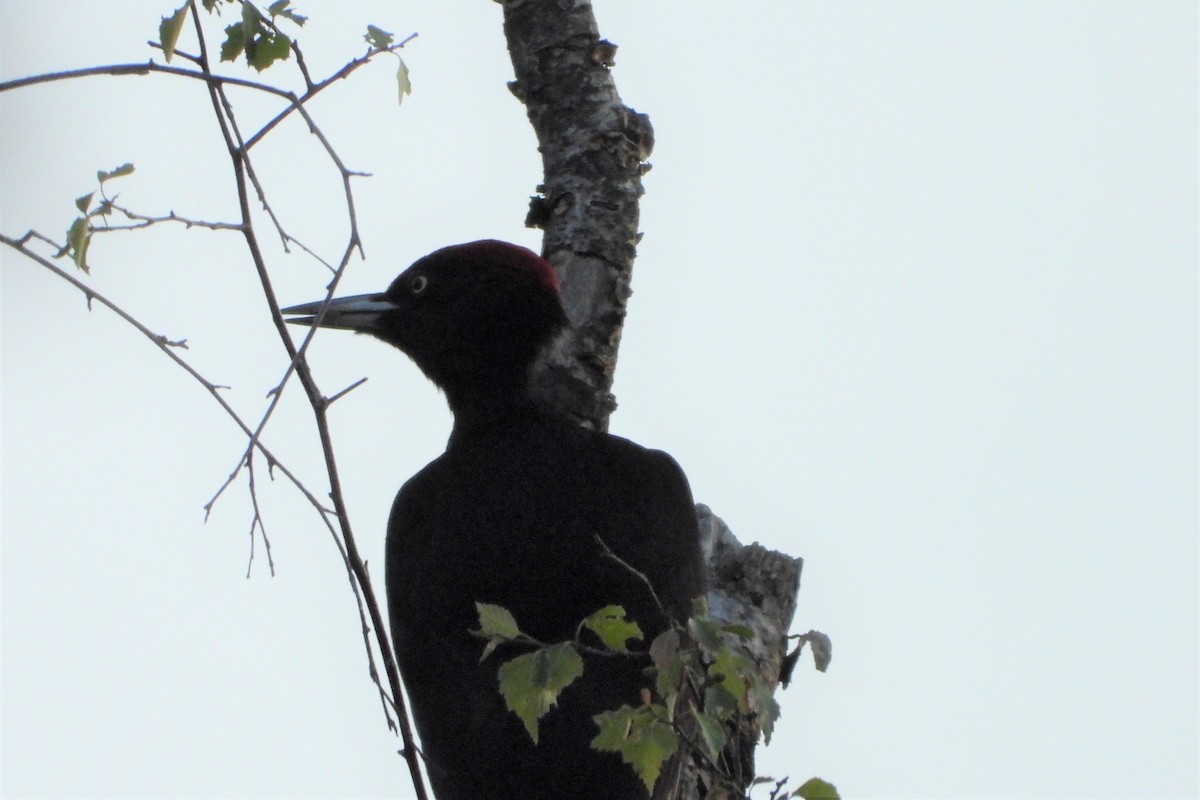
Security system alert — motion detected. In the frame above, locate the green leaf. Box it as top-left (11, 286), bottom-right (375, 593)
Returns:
top-left (227, 2), bottom-right (292, 71)
top-left (793, 777), bottom-right (840, 799)
top-left (707, 649), bottom-right (752, 713)
top-left (687, 615), bottom-right (727, 654)
top-left (591, 704), bottom-right (635, 751)
top-left (66, 217), bottom-right (91, 273)
top-left (693, 709), bottom-right (727, 759)
top-left (752, 679), bottom-right (781, 744)
top-left (648, 628), bottom-right (679, 666)
top-left (591, 704), bottom-right (679, 793)
top-left (474, 602), bottom-right (522, 662)
top-left (703, 681), bottom-right (740, 722)
top-left (241, 1), bottom-right (263, 27)
top-left (239, 0), bottom-right (264, 62)
top-left (159, 4), bottom-right (189, 63)
top-left (395, 55), bottom-right (412, 106)
top-left (364, 24), bottom-right (394, 50)
top-left (75, 192), bottom-right (95, 214)
top-left (249, 32), bottom-right (291, 71)
top-left (97, 163), bottom-right (134, 183)
top-left (267, 0), bottom-right (306, 25)
top-left (475, 602), bottom-right (521, 640)
top-left (497, 642), bottom-right (583, 744)
top-left (220, 21), bottom-right (246, 62)
top-left (721, 623), bottom-right (755, 641)
top-left (583, 605), bottom-right (642, 653)
top-left (649, 628), bottom-right (684, 700)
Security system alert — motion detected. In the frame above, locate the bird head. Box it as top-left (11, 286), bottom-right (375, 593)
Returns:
top-left (283, 240), bottom-right (568, 403)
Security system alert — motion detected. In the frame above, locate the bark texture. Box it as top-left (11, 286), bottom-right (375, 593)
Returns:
top-left (499, 3), bottom-right (805, 798)
top-left (501, 0), bottom-right (652, 431)
top-left (694, 506), bottom-right (803, 798)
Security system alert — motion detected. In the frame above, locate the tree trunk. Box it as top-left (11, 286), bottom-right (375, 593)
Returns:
top-left (500, 0), bottom-right (651, 431)
top-left (499, 3), bottom-right (804, 798)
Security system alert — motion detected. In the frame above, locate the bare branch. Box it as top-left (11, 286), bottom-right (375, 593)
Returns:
top-left (97, 204), bottom-right (243, 233)
top-left (0, 61), bottom-right (294, 98)
top-left (205, 453), bottom-right (247, 522)
top-left (595, 534), bottom-right (668, 618)
top-left (327, 377), bottom-right (370, 406)
top-left (4, 13), bottom-right (430, 799)
top-left (243, 34), bottom-right (417, 150)
top-left (244, 451), bottom-right (276, 579)
top-left (0, 234), bottom-right (327, 533)
top-left (182, 10), bottom-right (428, 797)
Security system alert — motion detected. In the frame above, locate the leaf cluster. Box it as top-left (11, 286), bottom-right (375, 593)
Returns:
top-left (161, 1), bottom-right (308, 71)
top-left (472, 600), bottom-right (834, 798)
top-left (218, 1), bottom-right (304, 72)
top-left (158, 3), bottom-right (411, 105)
top-left (62, 164), bottom-right (136, 272)
top-left (37, 3), bottom-right (418, 280)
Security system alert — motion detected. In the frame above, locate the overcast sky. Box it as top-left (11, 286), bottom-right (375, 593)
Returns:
top-left (2, 2), bottom-right (1197, 798)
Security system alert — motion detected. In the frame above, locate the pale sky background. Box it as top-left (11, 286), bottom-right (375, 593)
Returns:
top-left (1, 2), bottom-right (1197, 798)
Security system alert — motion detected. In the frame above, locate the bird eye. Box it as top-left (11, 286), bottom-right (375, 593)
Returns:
top-left (409, 274), bottom-right (429, 295)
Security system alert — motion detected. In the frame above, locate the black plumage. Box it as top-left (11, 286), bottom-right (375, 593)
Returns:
top-left (285, 240), bottom-right (705, 800)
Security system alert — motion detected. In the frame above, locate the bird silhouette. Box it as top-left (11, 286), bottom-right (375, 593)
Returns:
top-left (285, 240), bottom-right (705, 800)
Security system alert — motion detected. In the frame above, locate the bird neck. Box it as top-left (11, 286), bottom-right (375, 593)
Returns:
top-left (443, 373), bottom-right (544, 445)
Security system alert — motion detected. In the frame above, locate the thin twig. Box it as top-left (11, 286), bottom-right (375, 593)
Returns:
top-left (185, 6), bottom-right (428, 797)
top-left (5, 9), bottom-right (429, 797)
top-left (469, 628), bottom-right (647, 661)
top-left (0, 61), bottom-right (294, 98)
top-left (327, 377), bottom-right (369, 406)
top-left (595, 534), bottom-right (668, 617)
top-left (244, 451), bottom-right (277, 578)
top-left (98, 204), bottom-right (243, 233)
top-left (256, 12), bottom-right (315, 91)
top-left (0, 234), bottom-right (333, 535)
top-left (244, 34), bottom-right (417, 151)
